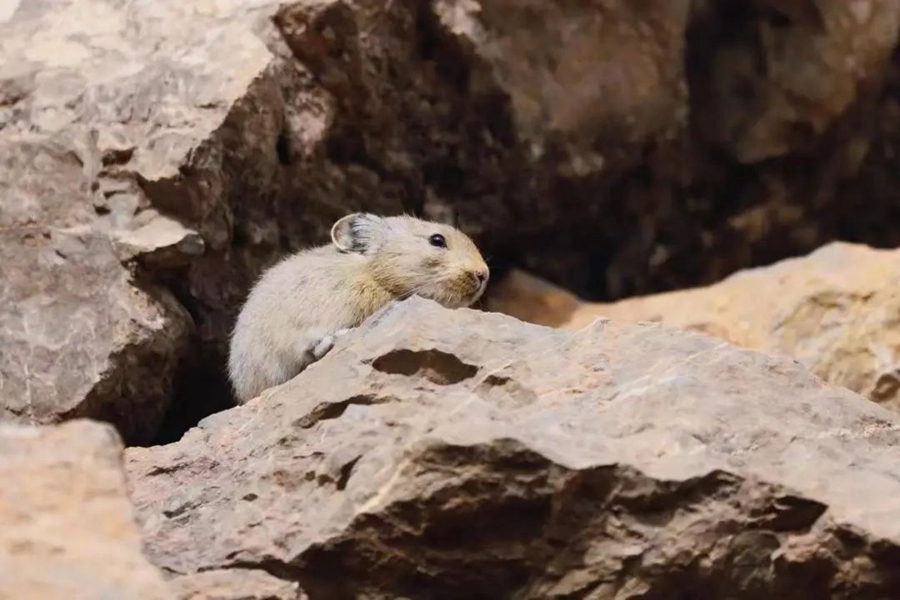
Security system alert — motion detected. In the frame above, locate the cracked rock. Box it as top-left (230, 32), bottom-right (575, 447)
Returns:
top-left (127, 297), bottom-right (900, 599)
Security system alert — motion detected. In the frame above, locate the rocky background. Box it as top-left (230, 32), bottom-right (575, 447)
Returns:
top-left (3, 0), bottom-right (900, 598)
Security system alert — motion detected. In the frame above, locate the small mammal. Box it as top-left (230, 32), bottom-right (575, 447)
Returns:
top-left (227, 212), bottom-right (490, 403)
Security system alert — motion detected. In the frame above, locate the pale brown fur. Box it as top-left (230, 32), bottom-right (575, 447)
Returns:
top-left (227, 213), bottom-right (489, 403)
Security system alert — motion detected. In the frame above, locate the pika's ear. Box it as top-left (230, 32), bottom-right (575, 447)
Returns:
top-left (330, 213), bottom-right (383, 253)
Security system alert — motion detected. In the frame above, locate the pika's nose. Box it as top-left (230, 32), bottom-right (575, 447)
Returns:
top-left (474, 270), bottom-right (488, 285)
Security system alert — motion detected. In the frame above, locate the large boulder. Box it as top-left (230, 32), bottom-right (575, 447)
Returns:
top-left (0, 124), bottom-right (195, 442)
top-left (0, 0), bottom-right (415, 441)
top-left (127, 297), bottom-right (900, 599)
top-left (431, 0), bottom-right (691, 169)
top-left (488, 241), bottom-right (900, 413)
top-left (0, 0), bottom-right (283, 441)
top-left (0, 420), bottom-right (172, 599)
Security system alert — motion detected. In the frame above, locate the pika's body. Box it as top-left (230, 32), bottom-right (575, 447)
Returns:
top-left (227, 213), bottom-right (489, 403)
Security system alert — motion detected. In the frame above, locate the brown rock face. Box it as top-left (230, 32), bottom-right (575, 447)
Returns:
top-left (433, 0), bottom-right (691, 163)
top-left (127, 298), bottom-right (900, 599)
top-left (692, 0), bottom-right (900, 163)
top-left (488, 242), bottom-right (900, 412)
top-left (0, 420), bottom-right (172, 599)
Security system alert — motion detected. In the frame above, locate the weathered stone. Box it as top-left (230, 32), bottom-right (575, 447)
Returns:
top-left (170, 570), bottom-right (306, 600)
top-left (425, 0), bottom-right (696, 296)
top-left (433, 0), bottom-right (691, 168)
top-left (0, 217), bottom-right (192, 442)
top-left (0, 0), bottom-right (275, 441)
top-left (127, 297), bottom-right (900, 599)
top-left (0, 420), bottom-right (172, 599)
top-left (488, 242), bottom-right (900, 413)
top-left (691, 0), bottom-right (900, 163)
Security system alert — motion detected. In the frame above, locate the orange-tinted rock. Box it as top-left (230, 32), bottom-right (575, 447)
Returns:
top-left (489, 241), bottom-right (900, 411)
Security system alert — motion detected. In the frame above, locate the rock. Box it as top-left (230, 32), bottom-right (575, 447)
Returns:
top-left (425, 0), bottom-right (696, 296)
top-left (432, 0), bottom-right (692, 168)
top-left (0, 0), bottom-right (415, 440)
top-left (691, 0), bottom-right (900, 163)
top-left (0, 420), bottom-right (172, 599)
top-left (0, 219), bottom-right (192, 443)
top-left (487, 241), bottom-right (900, 413)
top-left (170, 570), bottom-right (306, 600)
top-left (127, 297), bottom-right (900, 599)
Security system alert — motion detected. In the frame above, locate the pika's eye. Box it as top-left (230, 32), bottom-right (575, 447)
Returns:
top-left (428, 233), bottom-right (447, 248)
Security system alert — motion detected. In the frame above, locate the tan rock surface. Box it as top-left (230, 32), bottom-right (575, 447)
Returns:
top-left (488, 241), bottom-right (900, 412)
top-left (127, 297), bottom-right (900, 599)
top-left (0, 420), bottom-right (172, 599)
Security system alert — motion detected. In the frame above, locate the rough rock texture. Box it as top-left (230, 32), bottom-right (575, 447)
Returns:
top-left (170, 569), bottom-right (307, 600)
top-left (127, 297), bottom-right (900, 599)
top-left (0, 420), bottom-right (172, 599)
top-left (487, 241), bottom-right (900, 413)
top-left (4, 0), bottom-right (900, 442)
top-left (0, 130), bottom-right (194, 441)
top-left (0, 0), bottom-right (417, 441)
top-left (610, 0), bottom-right (900, 299)
top-left (691, 0), bottom-right (900, 163)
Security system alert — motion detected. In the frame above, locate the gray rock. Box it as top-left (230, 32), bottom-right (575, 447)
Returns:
top-left (0, 218), bottom-right (191, 442)
top-left (0, 420), bottom-right (172, 599)
top-left (127, 297), bottom-right (900, 599)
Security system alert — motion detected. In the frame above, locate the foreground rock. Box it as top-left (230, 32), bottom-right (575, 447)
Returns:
top-left (127, 297), bottom-right (900, 599)
top-left (0, 420), bottom-right (172, 599)
top-left (488, 241), bottom-right (900, 413)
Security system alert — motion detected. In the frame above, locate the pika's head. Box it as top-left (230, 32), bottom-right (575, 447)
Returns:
top-left (331, 212), bottom-right (490, 308)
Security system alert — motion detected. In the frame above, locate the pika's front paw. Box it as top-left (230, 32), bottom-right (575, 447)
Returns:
top-left (311, 335), bottom-right (336, 360)
top-left (310, 328), bottom-right (352, 361)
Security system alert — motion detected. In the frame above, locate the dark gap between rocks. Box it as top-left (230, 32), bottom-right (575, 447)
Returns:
top-left (275, 128), bottom-right (293, 165)
top-left (135, 268), bottom-right (239, 447)
top-left (148, 359), bottom-right (235, 447)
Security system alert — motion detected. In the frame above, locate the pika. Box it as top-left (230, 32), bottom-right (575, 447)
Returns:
top-left (227, 212), bottom-right (490, 403)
